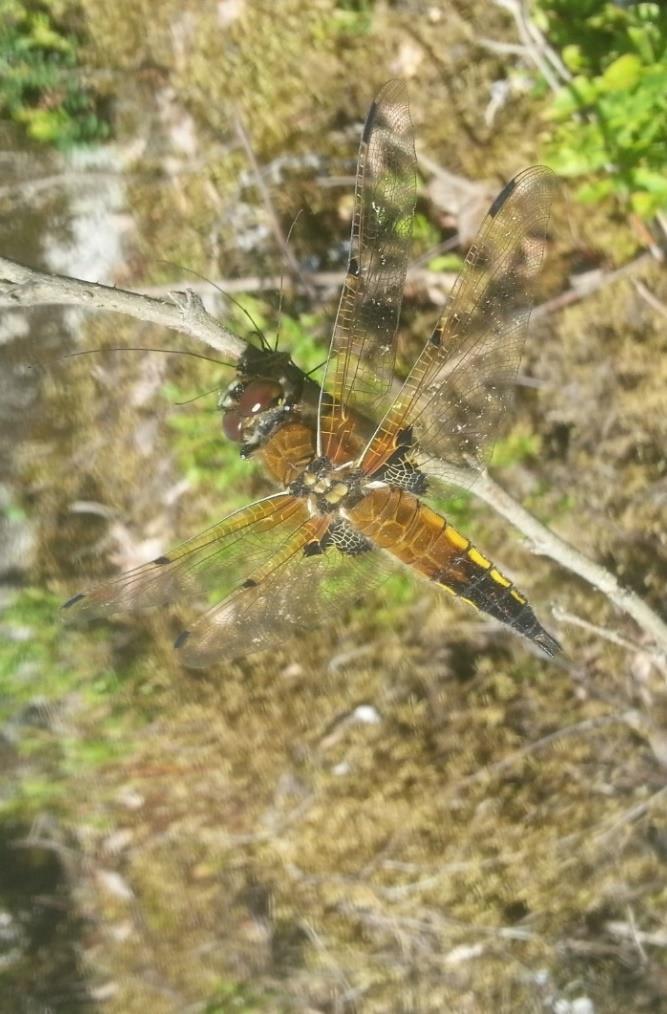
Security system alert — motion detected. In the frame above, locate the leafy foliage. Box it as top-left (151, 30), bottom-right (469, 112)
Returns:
top-left (538, 1), bottom-right (667, 215)
top-left (0, 0), bottom-right (110, 147)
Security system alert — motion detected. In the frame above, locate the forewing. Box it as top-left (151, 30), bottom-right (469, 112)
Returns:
top-left (360, 166), bottom-right (558, 482)
top-left (319, 79), bottom-right (417, 456)
top-left (62, 493), bottom-right (308, 619)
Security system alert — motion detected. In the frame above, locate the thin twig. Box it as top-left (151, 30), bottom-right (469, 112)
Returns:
top-left (139, 271), bottom-right (345, 297)
top-left (446, 713), bottom-right (631, 795)
top-left (141, 265), bottom-right (458, 299)
top-left (493, 0), bottom-right (570, 92)
top-left (532, 251), bottom-right (654, 319)
top-left (592, 785), bottom-right (667, 843)
top-left (633, 279), bottom-right (667, 320)
top-left (234, 113), bottom-right (314, 296)
top-left (519, 0), bottom-right (571, 82)
top-left (606, 919), bottom-right (667, 951)
top-left (552, 606), bottom-right (651, 654)
top-left (0, 255), bottom-right (244, 360)
top-left (477, 37), bottom-right (528, 58)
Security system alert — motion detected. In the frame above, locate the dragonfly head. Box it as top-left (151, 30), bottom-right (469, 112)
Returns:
top-left (219, 346), bottom-right (307, 452)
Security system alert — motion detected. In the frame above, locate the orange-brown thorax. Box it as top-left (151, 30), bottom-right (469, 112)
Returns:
top-left (259, 414), bottom-right (366, 487)
top-left (259, 421), bottom-right (316, 486)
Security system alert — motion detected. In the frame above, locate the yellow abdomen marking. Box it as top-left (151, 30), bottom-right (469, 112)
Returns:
top-left (490, 568), bottom-right (511, 588)
top-left (468, 546), bottom-right (491, 569)
top-left (444, 524), bottom-right (469, 551)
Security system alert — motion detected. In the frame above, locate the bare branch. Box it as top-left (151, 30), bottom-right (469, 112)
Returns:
top-left (0, 255), bottom-right (245, 360)
top-left (493, 0), bottom-right (571, 92)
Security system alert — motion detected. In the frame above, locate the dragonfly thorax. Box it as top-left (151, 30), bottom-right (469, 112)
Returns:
top-left (290, 456), bottom-right (366, 514)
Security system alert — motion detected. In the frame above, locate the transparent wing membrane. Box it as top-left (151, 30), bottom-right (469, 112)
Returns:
top-left (319, 79), bottom-right (417, 456)
top-left (174, 525), bottom-right (390, 668)
top-left (62, 494), bottom-right (308, 619)
top-left (361, 166), bottom-right (558, 482)
top-left (64, 491), bottom-right (391, 667)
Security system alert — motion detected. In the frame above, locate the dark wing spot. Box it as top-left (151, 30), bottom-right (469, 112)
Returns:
top-left (62, 592), bottom-right (85, 609)
top-left (303, 540), bottom-right (324, 557)
top-left (174, 630), bottom-right (190, 649)
top-left (489, 176), bottom-right (517, 218)
top-left (429, 326), bottom-right (442, 348)
top-left (241, 577), bottom-right (258, 589)
top-left (362, 99), bottom-right (378, 143)
top-left (152, 555), bottom-right (171, 565)
top-left (348, 255), bottom-right (360, 277)
top-left (395, 426), bottom-right (414, 448)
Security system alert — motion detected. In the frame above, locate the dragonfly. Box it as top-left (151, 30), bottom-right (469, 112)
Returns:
top-left (64, 80), bottom-right (562, 667)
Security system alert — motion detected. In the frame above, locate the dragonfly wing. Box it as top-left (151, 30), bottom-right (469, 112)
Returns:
top-left (62, 493), bottom-right (309, 619)
top-left (319, 79), bottom-right (417, 456)
top-left (360, 166), bottom-right (558, 483)
top-left (175, 524), bottom-right (390, 667)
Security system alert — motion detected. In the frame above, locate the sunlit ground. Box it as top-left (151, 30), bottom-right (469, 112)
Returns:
top-left (2, 1), bottom-right (666, 1011)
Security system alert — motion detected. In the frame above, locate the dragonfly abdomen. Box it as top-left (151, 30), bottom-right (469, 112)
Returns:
top-left (349, 487), bottom-right (560, 656)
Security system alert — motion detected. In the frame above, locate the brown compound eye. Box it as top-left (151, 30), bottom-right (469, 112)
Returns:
top-left (222, 380), bottom-right (284, 442)
top-left (222, 407), bottom-right (244, 441)
top-left (235, 380), bottom-right (283, 416)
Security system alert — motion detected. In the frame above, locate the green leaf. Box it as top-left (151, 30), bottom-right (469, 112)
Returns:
top-left (630, 190), bottom-right (663, 216)
top-left (627, 24), bottom-right (656, 64)
top-left (490, 431), bottom-right (541, 469)
top-left (18, 105), bottom-right (71, 143)
top-left (28, 13), bottom-right (74, 55)
top-left (600, 53), bottom-right (642, 92)
top-left (549, 76), bottom-right (599, 118)
top-left (631, 167), bottom-right (667, 195)
top-left (575, 179), bottom-right (616, 204)
top-left (561, 44), bottom-right (584, 72)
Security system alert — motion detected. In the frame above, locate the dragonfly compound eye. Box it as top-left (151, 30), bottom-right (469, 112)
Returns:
top-left (222, 380), bottom-right (285, 443)
top-left (222, 407), bottom-right (244, 441)
top-left (236, 380), bottom-right (284, 416)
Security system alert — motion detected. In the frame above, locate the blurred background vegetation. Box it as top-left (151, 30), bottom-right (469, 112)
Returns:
top-left (1, 1), bottom-right (666, 1011)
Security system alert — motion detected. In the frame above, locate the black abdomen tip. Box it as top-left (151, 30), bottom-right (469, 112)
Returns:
top-left (534, 629), bottom-right (562, 658)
